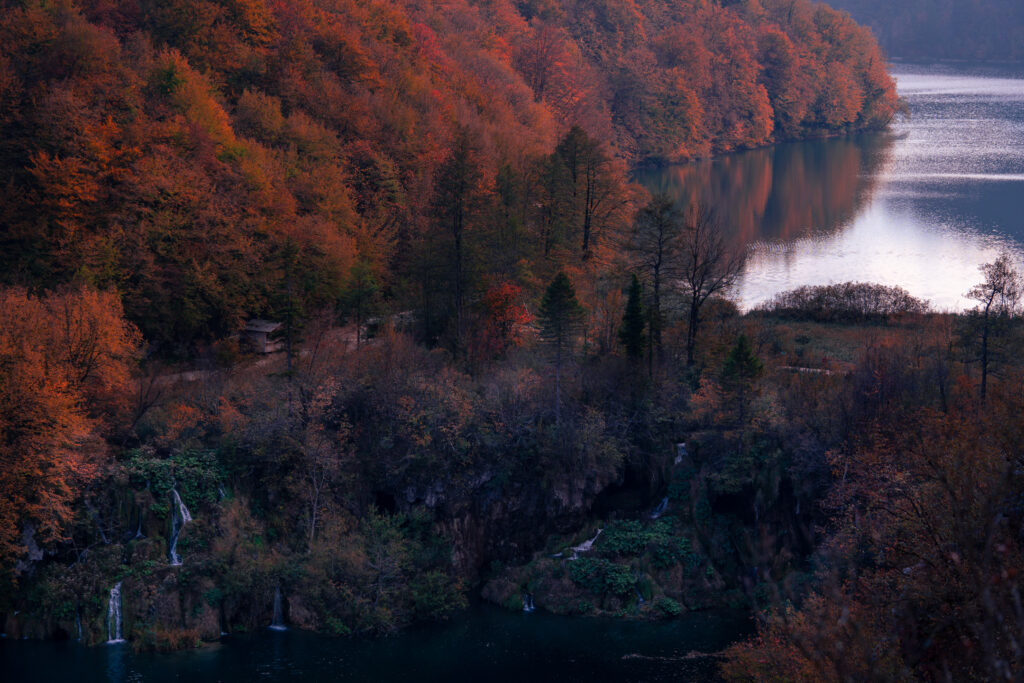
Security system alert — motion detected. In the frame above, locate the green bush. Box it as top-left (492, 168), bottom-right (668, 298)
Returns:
top-left (656, 597), bottom-right (682, 616)
top-left (325, 617), bottom-right (352, 636)
top-left (125, 448), bottom-right (223, 513)
top-left (569, 558), bottom-right (634, 596)
top-left (599, 521), bottom-right (648, 556)
top-left (410, 571), bottom-right (466, 621)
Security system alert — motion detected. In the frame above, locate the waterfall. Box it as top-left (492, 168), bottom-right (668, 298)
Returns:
top-left (106, 582), bottom-right (124, 643)
top-left (650, 496), bottom-right (669, 519)
top-left (569, 529), bottom-right (603, 560)
top-left (89, 505), bottom-right (110, 545)
top-left (75, 610), bottom-right (83, 641)
top-left (134, 514), bottom-right (144, 540)
top-left (269, 586), bottom-right (286, 630)
top-left (675, 442), bottom-right (687, 465)
top-left (522, 593), bottom-right (535, 613)
top-left (635, 586), bottom-right (645, 604)
top-left (168, 489), bottom-right (192, 566)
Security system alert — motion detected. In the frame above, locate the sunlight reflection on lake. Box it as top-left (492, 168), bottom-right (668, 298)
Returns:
top-left (636, 63), bottom-right (1024, 311)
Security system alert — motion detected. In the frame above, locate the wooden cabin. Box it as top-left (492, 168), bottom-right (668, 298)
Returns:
top-left (242, 319), bottom-right (284, 354)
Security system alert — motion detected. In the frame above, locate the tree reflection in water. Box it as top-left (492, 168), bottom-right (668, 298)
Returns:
top-left (634, 132), bottom-right (893, 252)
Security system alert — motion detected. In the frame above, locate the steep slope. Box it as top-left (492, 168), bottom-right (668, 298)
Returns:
top-left (0, 0), bottom-right (898, 352)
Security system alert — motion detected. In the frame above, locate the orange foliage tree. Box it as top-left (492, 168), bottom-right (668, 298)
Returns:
top-left (0, 287), bottom-right (139, 582)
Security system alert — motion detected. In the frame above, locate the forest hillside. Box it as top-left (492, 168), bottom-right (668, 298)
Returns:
top-left (18, 4), bottom-right (1020, 679)
top-left (0, 0), bottom-right (899, 354)
top-left (828, 0), bottom-right (1024, 61)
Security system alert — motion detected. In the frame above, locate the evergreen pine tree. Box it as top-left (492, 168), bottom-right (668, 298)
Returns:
top-left (539, 271), bottom-right (585, 425)
top-left (721, 334), bottom-right (765, 428)
top-left (618, 274), bottom-right (646, 361)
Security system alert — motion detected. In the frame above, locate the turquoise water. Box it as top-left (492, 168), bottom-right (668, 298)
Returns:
top-left (0, 605), bottom-right (751, 682)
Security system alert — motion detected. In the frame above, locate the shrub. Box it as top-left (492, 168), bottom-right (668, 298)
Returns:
top-left (757, 282), bottom-right (928, 322)
top-left (134, 627), bottom-right (201, 652)
top-left (569, 558), bottom-right (634, 596)
top-left (410, 571), bottom-right (467, 621)
top-left (599, 521), bottom-right (648, 556)
top-left (656, 597), bottom-right (682, 616)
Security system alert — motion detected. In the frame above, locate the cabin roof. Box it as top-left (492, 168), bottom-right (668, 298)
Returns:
top-left (244, 319), bottom-right (282, 334)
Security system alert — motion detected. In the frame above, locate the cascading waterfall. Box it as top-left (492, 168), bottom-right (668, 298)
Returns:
top-left (675, 442), bottom-right (687, 465)
top-left (269, 586), bottom-right (286, 631)
top-left (522, 593), bottom-right (535, 613)
top-left (569, 529), bottom-right (602, 560)
top-left (106, 582), bottom-right (124, 643)
top-left (635, 586), bottom-right (645, 604)
top-left (75, 610), bottom-right (83, 641)
top-left (134, 514), bottom-right (144, 540)
top-left (168, 488), bottom-right (193, 566)
top-left (650, 496), bottom-right (669, 519)
top-left (88, 504), bottom-right (110, 545)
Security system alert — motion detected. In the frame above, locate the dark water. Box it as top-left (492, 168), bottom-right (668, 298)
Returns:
top-left (0, 605), bottom-right (751, 682)
top-left (635, 62), bottom-right (1024, 311)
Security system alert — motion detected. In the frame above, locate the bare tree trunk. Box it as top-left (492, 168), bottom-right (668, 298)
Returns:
top-left (687, 298), bottom-right (700, 367)
top-left (308, 488), bottom-right (318, 549)
top-left (981, 309), bottom-right (990, 402)
top-left (555, 340), bottom-right (562, 427)
top-left (582, 162), bottom-right (594, 255)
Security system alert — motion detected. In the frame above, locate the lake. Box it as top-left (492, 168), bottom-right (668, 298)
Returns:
top-left (0, 605), bottom-right (750, 683)
top-left (635, 62), bottom-right (1024, 311)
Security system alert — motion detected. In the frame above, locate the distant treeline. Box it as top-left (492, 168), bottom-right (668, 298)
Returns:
top-left (828, 0), bottom-right (1024, 61)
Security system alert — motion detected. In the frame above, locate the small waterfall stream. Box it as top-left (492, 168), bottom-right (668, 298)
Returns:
top-left (169, 489), bottom-right (193, 566)
top-left (106, 582), bottom-right (124, 643)
top-left (269, 586), bottom-right (286, 630)
top-left (522, 593), bottom-right (535, 613)
top-left (649, 496), bottom-right (669, 520)
top-left (569, 529), bottom-right (602, 560)
top-left (75, 610), bottom-right (83, 641)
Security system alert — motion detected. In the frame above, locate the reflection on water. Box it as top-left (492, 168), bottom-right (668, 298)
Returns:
top-left (635, 134), bottom-right (892, 248)
top-left (637, 63), bottom-right (1024, 311)
top-left (0, 605), bottom-right (751, 683)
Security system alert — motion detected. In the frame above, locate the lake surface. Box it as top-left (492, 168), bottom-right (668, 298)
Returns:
top-left (0, 605), bottom-right (750, 683)
top-left (635, 62), bottom-right (1024, 311)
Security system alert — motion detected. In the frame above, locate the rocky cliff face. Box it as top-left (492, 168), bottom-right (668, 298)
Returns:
top-left (2, 441), bottom-right (675, 646)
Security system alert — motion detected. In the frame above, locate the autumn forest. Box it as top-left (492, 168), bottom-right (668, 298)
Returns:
top-left (2, 0), bottom-right (1022, 680)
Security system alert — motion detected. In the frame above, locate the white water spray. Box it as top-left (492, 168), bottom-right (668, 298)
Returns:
top-left (169, 489), bottom-right (192, 566)
top-left (269, 586), bottom-right (286, 631)
top-left (106, 582), bottom-right (124, 643)
top-left (650, 496), bottom-right (669, 519)
top-left (569, 529), bottom-right (602, 560)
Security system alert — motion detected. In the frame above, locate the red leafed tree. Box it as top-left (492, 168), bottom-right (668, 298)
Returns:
top-left (471, 281), bottom-right (534, 360)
